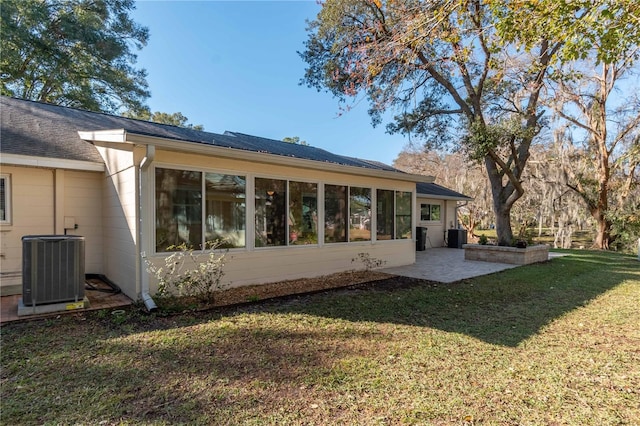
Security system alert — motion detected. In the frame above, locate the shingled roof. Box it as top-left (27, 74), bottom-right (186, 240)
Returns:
top-left (416, 182), bottom-right (472, 200)
top-left (0, 96), bottom-right (401, 172)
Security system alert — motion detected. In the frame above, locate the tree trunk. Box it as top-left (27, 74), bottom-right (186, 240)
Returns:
top-left (485, 157), bottom-right (518, 246)
top-left (493, 203), bottom-right (514, 246)
top-left (592, 209), bottom-right (612, 250)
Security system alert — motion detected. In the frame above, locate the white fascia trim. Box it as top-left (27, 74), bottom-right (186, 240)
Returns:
top-left (77, 129), bottom-right (127, 143)
top-left (0, 153), bottom-right (105, 172)
top-left (123, 132), bottom-right (433, 183)
top-left (417, 194), bottom-right (474, 201)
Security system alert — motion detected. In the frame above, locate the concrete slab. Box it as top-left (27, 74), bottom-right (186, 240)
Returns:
top-left (18, 297), bottom-right (90, 317)
top-left (381, 247), bottom-right (518, 283)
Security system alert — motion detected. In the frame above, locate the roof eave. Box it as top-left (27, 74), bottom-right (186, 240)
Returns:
top-left (83, 130), bottom-right (433, 183)
top-left (0, 153), bottom-right (105, 172)
top-left (418, 194), bottom-right (474, 201)
top-left (77, 129), bottom-right (127, 143)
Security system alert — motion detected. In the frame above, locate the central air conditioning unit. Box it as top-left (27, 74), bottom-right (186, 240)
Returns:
top-left (22, 235), bottom-right (85, 306)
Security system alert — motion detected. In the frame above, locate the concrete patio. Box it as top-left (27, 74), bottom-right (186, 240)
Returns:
top-left (382, 247), bottom-right (540, 283)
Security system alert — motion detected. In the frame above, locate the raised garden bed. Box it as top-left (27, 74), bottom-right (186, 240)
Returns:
top-left (463, 244), bottom-right (549, 265)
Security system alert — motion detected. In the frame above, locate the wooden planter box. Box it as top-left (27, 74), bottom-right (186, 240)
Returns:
top-left (462, 244), bottom-right (549, 265)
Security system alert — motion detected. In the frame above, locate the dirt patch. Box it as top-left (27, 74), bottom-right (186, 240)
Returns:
top-left (212, 270), bottom-right (395, 306)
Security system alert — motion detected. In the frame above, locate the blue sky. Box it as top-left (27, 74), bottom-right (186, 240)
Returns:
top-left (130, 0), bottom-right (409, 164)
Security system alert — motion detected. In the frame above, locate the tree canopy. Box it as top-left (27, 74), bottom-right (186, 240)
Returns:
top-left (123, 108), bottom-right (204, 130)
top-left (282, 136), bottom-right (309, 146)
top-left (300, 0), bottom-right (639, 246)
top-left (0, 0), bottom-right (149, 113)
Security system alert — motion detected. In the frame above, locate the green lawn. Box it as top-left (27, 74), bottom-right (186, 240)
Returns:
top-left (2, 251), bottom-right (639, 425)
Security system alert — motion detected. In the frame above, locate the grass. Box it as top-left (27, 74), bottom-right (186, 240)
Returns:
top-left (2, 250), bottom-right (639, 425)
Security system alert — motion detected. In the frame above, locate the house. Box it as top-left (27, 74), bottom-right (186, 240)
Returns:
top-left (416, 182), bottom-right (473, 248)
top-left (0, 96), bottom-right (470, 306)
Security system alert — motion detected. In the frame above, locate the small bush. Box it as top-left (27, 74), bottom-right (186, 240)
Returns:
top-left (144, 240), bottom-right (228, 305)
top-left (478, 234), bottom-right (489, 245)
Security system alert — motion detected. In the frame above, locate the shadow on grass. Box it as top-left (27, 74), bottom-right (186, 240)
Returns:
top-left (275, 250), bottom-right (640, 347)
top-left (1, 313), bottom-right (387, 424)
top-left (2, 251), bottom-right (637, 424)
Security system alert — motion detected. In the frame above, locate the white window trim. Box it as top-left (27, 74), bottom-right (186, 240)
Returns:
top-left (153, 164), bottom-right (249, 254)
top-left (0, 174), bottom-right (11, 225)
top-left (420, 202), bottom-right (442, 223)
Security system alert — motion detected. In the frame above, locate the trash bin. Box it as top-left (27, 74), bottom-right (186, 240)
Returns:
top-left (416, 227), bottom-right (427, 251)
top-left (447, 229), bottom-right (467, 249)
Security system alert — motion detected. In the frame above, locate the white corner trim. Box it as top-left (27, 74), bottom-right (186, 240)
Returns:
top-left (0, 153), bottom-right (105, 172)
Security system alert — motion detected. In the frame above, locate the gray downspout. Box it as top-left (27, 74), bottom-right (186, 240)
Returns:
top-left (139, 145), bottom-right (157, 312)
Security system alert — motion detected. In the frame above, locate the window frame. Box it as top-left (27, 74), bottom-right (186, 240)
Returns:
top-left (254, 176), bottom-right (288, 248)
top-left (204, 171), bottom-right (247, 249)
top-left (349, 186), bottom-right (372, 242)
top-left (0, 174), bottom-right (11, 225)
top-left (395, 191), bottom-right (413, 240)
top-left (154, 165), bottom-right (248, 254)
top-left (324, 183), bottom-right (349, 244)
top-left (253, 175), bottom-right (320, 249)
top-left (288, 180), bottom-right (319, 246)
top-left (152, 164), bottom-right (414, 252)
top-left (420, 203), bottom-right (442, 222)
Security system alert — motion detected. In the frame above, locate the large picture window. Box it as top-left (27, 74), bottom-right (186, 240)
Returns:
top-left (289, 181), bottom-right (318, 245)
top-left (155, 168), bottom-right (202, 252)
top-left (325, 184), bottom-right (347, 243)
top-left (255, 178), bottom-right (287, 247)
top-left (205, 173), bottom-right (246, 248)
top-left (155, 167), bottom-right (414, 251)
top-left (349, 187), bottom-right (371, 241)
top-left (376, 189), bottom-right (394, 240)
top-left (395, 191), bottom-right (412, 239)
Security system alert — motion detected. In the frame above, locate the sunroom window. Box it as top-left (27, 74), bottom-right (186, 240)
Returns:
top-left (376, 189), bottom-right (394, 240)
top-left (395, 191), bottom-right (412, 239)
top-left (289, 181), bottom-right (318, 245)
top-left (205, 173), bottom-right (246, 248)
top-left (324, 184), bottom-right (348, 243)
top-left (255, 178), bottom-right (287, 247)
top-left (349, 187), bottom-right (371, 241)
top-left (155, 168), bottom-right (246, 252)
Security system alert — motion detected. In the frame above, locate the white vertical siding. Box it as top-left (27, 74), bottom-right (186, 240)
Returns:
top-left (96, 146), bottom-right (139, 299)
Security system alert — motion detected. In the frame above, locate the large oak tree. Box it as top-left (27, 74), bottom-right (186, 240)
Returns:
top-left (1, 0), bottom-right (149, 113)
top-left (300, 0), bottom-right (634, 246)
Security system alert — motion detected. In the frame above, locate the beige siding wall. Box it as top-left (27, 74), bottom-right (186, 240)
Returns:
top-left (0, 167), bottom-right (104, 295)
top-left (141, 149), bottom-right (417, 294)
top-left (61, 170), bottom-right (104, 274)
top-left (416, 197), bottom-right (459, 248)
top-left (96, 146), bottom-right (139, 299)
top-left (146, 239), bottom-right (414, 293)
top-left (0, 166), bottom-right (54, 294)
